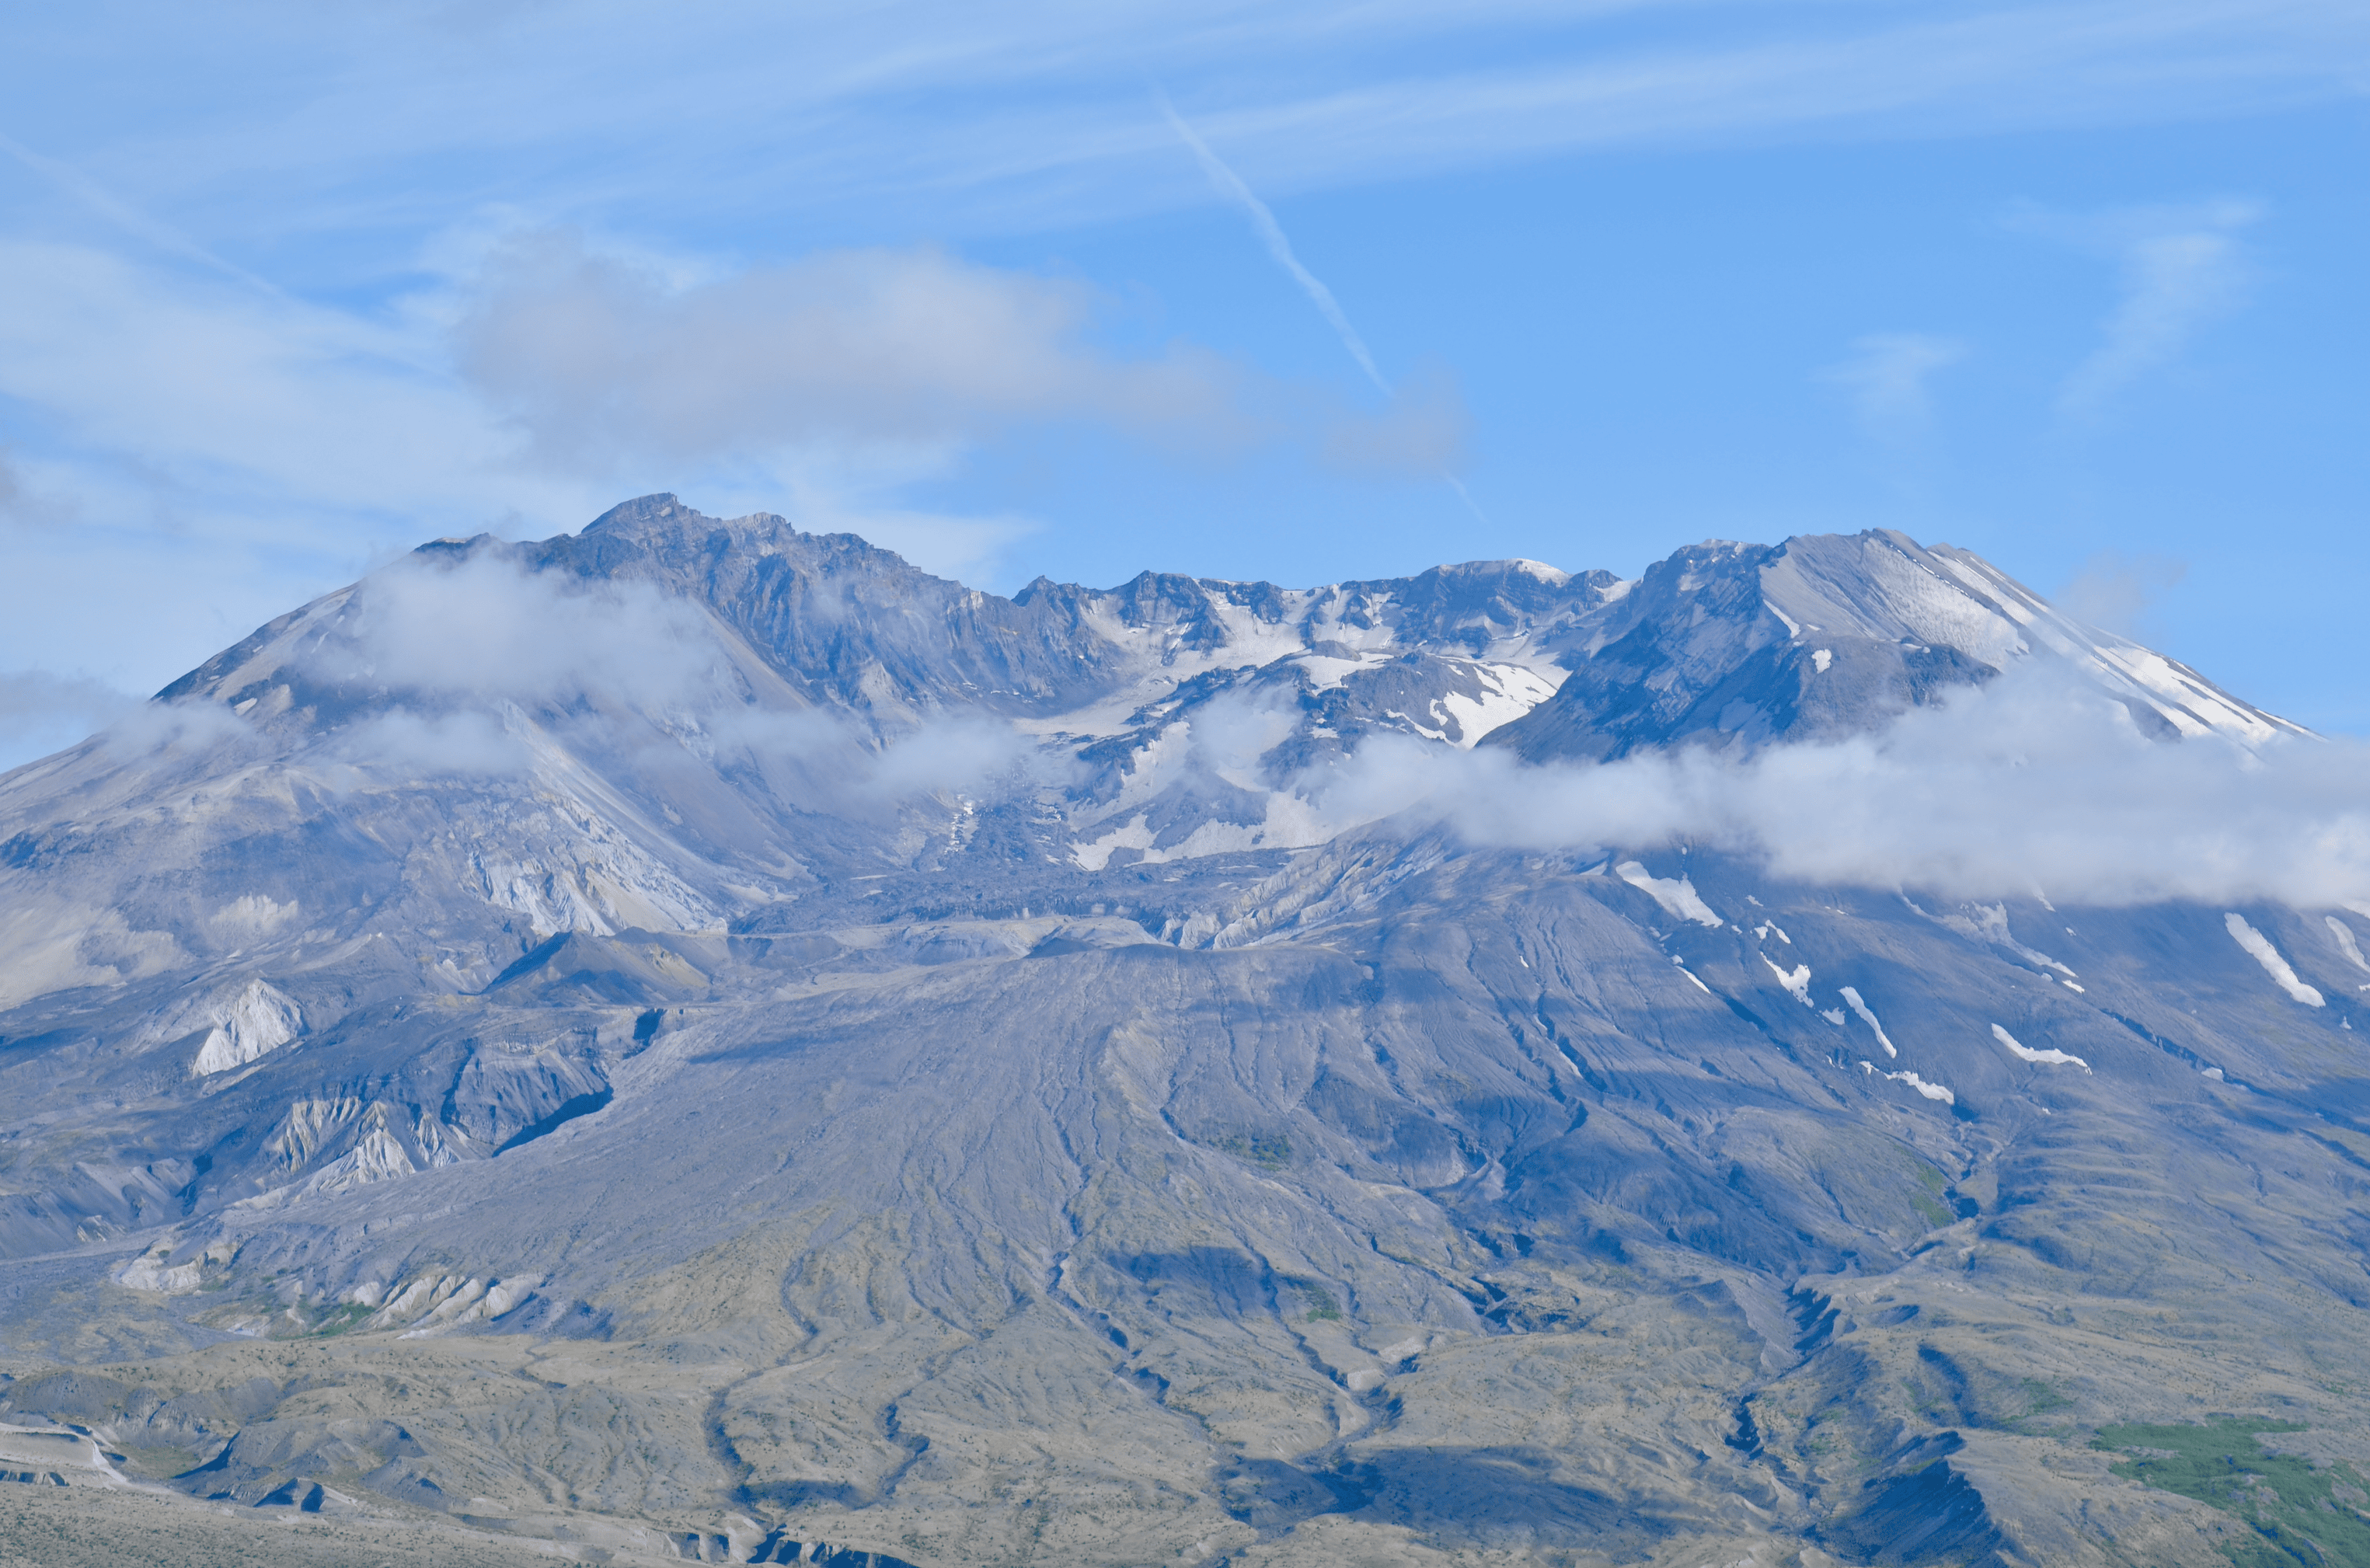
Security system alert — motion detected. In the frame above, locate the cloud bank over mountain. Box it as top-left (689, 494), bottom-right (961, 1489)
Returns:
top-left (78, 511), bottom-right (2370, 914)
top-left (1312, 667), bottom-right (2370, 907)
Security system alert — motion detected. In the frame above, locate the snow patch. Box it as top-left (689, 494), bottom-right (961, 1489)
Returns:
top-left (1615, 861), bottom-right (1723, 927)
top-left (1992, 1023), bottom-right (2090, 1072)
top-left (1288, 651), bottom-right (1385, 692)
top-left (1941, 903), bottom-right (2078, 977)
top-left (1072, 812), bottom-right (1158, 872)
top-left (1435, 663), bottom-right (1558, 747)
top-left (1894, 1071), bottom-right (1954, 1104)
top-left (1811, 648), bottom-right (1833, 674)
top-left (1072, 786), bottom-right (1346, 873)
top-left (1860, 1061), bottom-right (1954, 1104)
top-left (2323, 915), bottom-right (2370, 975)
top-left (2224, 913), bottom-right (2324, 1006)
top-left (1762, 957), bottom-right (1814, 1006)
top-left (1839, 985), bottom-right (1896, 1058)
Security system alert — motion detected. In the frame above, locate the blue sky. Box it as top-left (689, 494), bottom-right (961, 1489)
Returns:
top-left (1, 0), bottom-right (2365, 765)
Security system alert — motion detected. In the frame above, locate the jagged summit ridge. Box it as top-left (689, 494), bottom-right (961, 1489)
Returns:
top-left (159, 493), bottom-right (1621, 736)
top-left (27, 501), bottom-right (2291, 984)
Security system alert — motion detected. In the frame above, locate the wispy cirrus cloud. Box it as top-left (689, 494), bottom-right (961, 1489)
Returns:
top-left (1, 0), bottom-right (2361, 764)
top-left (9, 2), bottom-right (2355, 240)
top-left (1822, 333), bottom-right (1967, 443)
top-left (2016, 198), bottom-right (2262, 420)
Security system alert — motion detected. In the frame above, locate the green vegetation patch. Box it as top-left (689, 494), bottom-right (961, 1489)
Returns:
top-left (1905, 1157), bottom-right (1955, 1229)
top-left (2008, 1378), bottom-right (2072, 1429)
top-left (1211, 1131), bottom-right (1291, 1169)
top-left (303, 1301), bottom-right (376, 1337)
top-left (2093, 1418), bottom-right (2370, 1567)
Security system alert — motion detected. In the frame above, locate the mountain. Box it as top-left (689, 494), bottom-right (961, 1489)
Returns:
top-left (1, 497), bottom-right (2364, 1568)
top-left (1486, 529), bottom-right (2295, 761)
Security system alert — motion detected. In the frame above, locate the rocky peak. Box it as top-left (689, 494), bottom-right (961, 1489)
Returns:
top-left (1488, 528), bottom-right (2295, 761)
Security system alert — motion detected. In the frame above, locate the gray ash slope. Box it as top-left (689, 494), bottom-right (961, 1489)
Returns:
top-left (0, 497), bottom-right (2362, 1568)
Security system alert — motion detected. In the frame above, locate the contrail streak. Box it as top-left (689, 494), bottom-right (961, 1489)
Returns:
top-left (0, 127), bottom-right (284, 299)
top-left (1158, 96), bottom-right (1487, 524)
top-left (1157, 96), bottom-right (1389, 398)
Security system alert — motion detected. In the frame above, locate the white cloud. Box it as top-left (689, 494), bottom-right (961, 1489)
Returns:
top-left (1319, 366), bottom-right (1473, 478)
top-left (0, 448), bottom-right (88, 532)
top-left (67, 544), bottom-right (2370, 913)
top-left (1292, 660), bottom-right (2370, 908)
top-left (0, 668), bottom-right (139, 765)
top-left (454, 231), bottom-right (1256, 469)
top-left (0, 239), bottom-right (547, 524)
top-left (240, 549), bottom-right (1061, 814)
top-left (2056, 550), bottom-right (2187, 638)
top-left (444, 227), bottom-right (1472, 558)
top-left (2027, 199), bottom-right (2261, 419)
top-left (18, 2), bottom-right (2355, 239)
top-left (1822, 333), bottom-right (1966, 441)
top-left (1196, 5), bottom-right (2354, 194)
top-left (318, 548), bottom-right (732, 714)
top-left (0, 221), bottom-right (1438, 718)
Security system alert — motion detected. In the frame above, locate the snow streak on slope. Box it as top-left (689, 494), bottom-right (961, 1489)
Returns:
top-left (2326, 915), bottom-right (2370, 975)
top-left (1992, 1023), bottom-right (2090, 1071)
top-left (1926, 543), bottom-right (2299, 744)
top-left (1839, 985), bottom-right (1896, 1058)
top-left (1615, 860), bottom-right (1723, 927)
top-left (1764, 531), bottom-right (2301, 747)
top-left (1859, 1061), bottom-right (1953, 1103)
top-left (2225, 912), bottom-right (2326, 1005)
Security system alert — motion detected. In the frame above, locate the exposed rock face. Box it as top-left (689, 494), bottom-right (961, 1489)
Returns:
top-left (1486, 529), bottom-right (2292, 761)
top-left (0, 497), bottom-right (2358, 1568)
